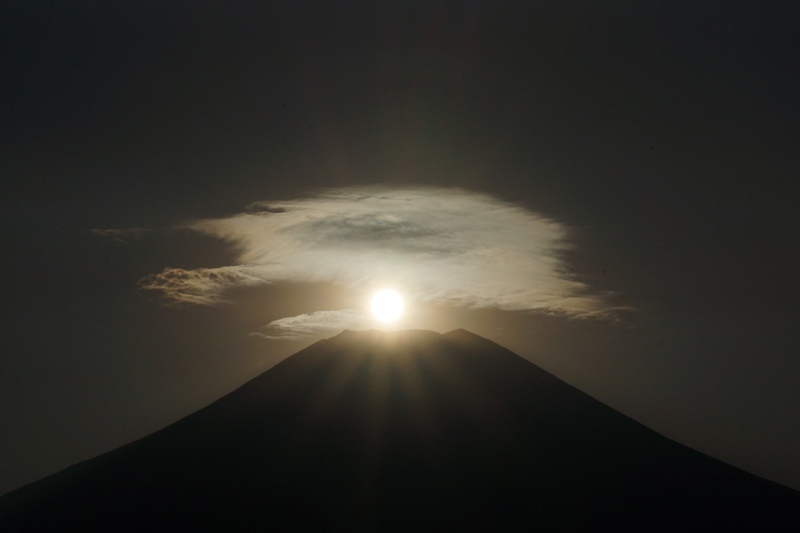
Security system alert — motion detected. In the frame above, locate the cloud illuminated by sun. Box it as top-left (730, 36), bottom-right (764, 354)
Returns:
top-left (124, 186), bottom-right (616, 339)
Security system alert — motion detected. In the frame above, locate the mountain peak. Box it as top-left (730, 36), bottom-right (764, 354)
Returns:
top-left (334, 328), bottom-right (446, 338)
top-left (443, 327), bottom-right (494, 343)
top-left (330, 328), bottom-right (493, 347)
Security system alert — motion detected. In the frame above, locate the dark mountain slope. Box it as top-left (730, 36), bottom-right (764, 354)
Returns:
top-left (2, 329), bottom-right (799, 531)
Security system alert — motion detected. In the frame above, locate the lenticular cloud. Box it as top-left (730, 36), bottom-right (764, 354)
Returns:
top-left (137, 186), bottom-right (602, 317)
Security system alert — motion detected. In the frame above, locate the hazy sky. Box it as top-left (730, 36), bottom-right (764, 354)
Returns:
top-left (2, 2), bottom-right (799, 495)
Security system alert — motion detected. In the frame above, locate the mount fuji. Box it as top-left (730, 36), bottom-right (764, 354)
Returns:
top-left (2, 329), bottom-right (798, 531)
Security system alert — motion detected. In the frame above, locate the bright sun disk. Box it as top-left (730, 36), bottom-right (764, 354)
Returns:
top-left (371, 289), bottom-right (404, 323)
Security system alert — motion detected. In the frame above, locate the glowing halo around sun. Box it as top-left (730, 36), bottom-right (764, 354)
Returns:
top-left (370, 289), bottom-right (404, 323)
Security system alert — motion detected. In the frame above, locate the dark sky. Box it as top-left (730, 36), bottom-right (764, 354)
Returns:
top-left (2, 1), bottom-right (799, 495)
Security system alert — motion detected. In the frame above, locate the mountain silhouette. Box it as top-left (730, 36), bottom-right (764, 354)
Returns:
top-left (2, 329), bottom-right (799, 531)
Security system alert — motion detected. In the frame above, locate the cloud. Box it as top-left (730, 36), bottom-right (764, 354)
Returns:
top-left (138, 266), bottom-right (269, 306)
top-left (572, 306), bottom-right (640, 323)
top-left (137, 186), bottom-right (610, 335)
top-left (253, 309), bottom-right (372, 340)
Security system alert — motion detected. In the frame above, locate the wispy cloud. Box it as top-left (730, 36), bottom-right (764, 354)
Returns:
top-left (253, 309), bottom-right (372, 340)
top-left (136, 186), bottom-right (609, 337)
top-left (138, 266), bottom-right (269, 306)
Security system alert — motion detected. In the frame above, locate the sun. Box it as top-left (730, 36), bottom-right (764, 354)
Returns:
top-left (371, 289), bottom-right (404, 323)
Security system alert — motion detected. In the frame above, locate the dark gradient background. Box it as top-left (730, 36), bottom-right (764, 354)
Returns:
top-left (2, 1), bottom-right (799, 494)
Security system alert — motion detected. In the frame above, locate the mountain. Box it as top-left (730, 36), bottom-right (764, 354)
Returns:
top-left (2, 329), bottom-right (799, 531)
